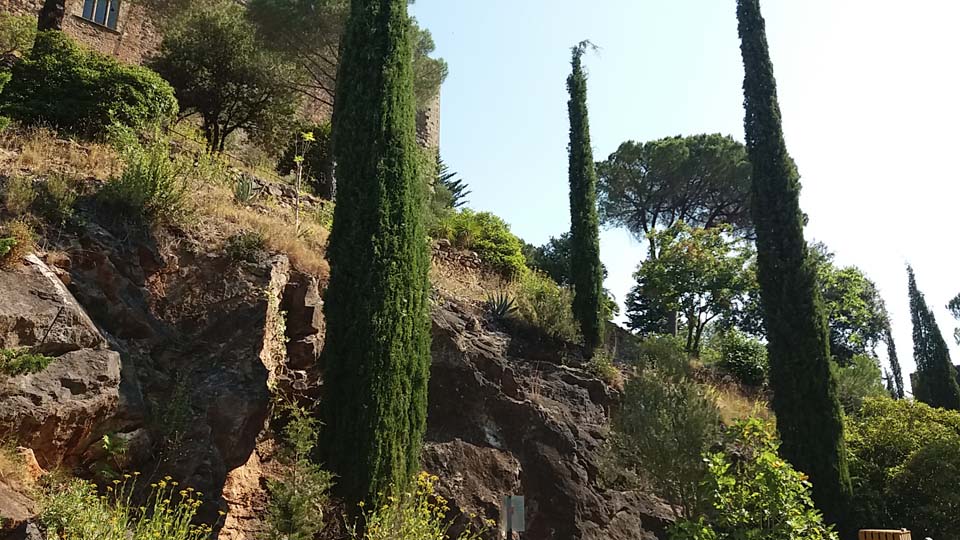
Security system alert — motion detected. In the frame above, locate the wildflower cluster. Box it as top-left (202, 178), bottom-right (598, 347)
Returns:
top-left (41, 474), bottom-right (215, 540)
top-left (354, 472), bottom-right (491, 540)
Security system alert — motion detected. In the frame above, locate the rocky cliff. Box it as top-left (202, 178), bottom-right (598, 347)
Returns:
top-left (0, 191), bottom-right (670, 540)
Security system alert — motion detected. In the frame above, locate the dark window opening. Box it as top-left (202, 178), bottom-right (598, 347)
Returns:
top-left (81, 0), bottom-right (120, 30)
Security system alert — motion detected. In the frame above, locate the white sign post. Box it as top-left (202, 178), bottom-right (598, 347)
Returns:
top-left (501, 495), bottom-right (525, 538)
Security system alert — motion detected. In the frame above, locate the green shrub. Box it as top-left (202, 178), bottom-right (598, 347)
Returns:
top-left (846, 397), bottom-right (960, 538)
top-left (277, 122), bottom-right (333, 198)
top-left (715, 330), bottom-right (768, 386)
top-left (313, 200), bottom-right (335, 230)
top-left (610, 337), bottom-right (720, 518)
top-left (2, 174), bottom-right (35, 216)
top-left (670, 419), bottom-right (838, 540)
top-left (264, 403), bottom-right (334, 540)
top-left (98, 136), bottom-right (188, 223)
top-left (35, 173), bottom-right (79, 225)
top-left (0, 237), bottom-right (13, 257)
top-left (225, 231), bottom-right (266, 263)
top-left (0, 13), bottom-right (36, 55)
top-left (833, 354), bottom-right (886, 415)
top-left (2, 32), bottom-right (177, 137)
top-left (430, 209), bottom-right (526, 278)
top-left (514, 271), bottom-right (580, 342)
top-left (352, 472), bottom-right (489, 540)
top-left (0, 348), bottom-right (54, 375)
top-left (40, 476), bottom-right (213, 540)
top-left (586, 349), bottom-right (623, 389)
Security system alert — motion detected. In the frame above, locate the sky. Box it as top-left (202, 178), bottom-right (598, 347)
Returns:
top-left (410, 0), bottom-right (960, 392)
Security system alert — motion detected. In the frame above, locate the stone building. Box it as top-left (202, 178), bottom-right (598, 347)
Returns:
top-left (0, 0), bottom-right (441, 147)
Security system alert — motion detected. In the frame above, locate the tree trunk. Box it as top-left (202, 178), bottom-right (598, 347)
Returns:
top-left (38, 0), bottom-right (66, 31)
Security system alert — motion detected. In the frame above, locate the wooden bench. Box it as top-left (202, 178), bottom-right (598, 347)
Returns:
top-left (859, 530), bottom-right (912, 540)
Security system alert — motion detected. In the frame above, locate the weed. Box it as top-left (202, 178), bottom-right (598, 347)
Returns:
top-left (0, 218), bottom-right (34, 266)
top-left (586, 350), bottom-right (624, 390)
top-left (0, 348), bottom-right (54, 375)
top-left (2, 174), bottom-right (35, 215)
top-left (225, 230), bottom-right (266, 263)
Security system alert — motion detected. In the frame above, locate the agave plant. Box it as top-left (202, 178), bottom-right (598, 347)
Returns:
top-left (486, 291), bottom-right (516, 320)
top-left (233, 173), bottom-right (258, 205)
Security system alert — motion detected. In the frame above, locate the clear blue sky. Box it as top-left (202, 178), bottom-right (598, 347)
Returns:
top-left (410, 0), bottom-right (960, 391)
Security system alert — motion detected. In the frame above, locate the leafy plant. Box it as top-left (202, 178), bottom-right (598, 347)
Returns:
top-left (98, 135), bottom-right (189, 224)
top-left (40, 476), bottom-right (214, 540)
top-left (35, 173), bottom-right (79, 226)
top-left (233, 173), bottom-right (258, 205)
top-left (1, 32), bottom-right (177, 137)
top-left (715, 329), bottom-right (768, 387)
top-left (263, 403), bottom-right (334, 540)
top-left (485, 291), bottom-right (516, 321)
top-left (586, 349), bottom-right (623, 389)
top-left (351, 472), bottom-right (489, 540)
top-left (514, 271), bottom-right (581, 342)
top-left (0, 237), bottom-right (14, 258)
top-left (278, 122), bottom-right (334, 199)
top-left (429, 209), bottom-right (527, 278)
top-left (0, 13), bottom-right (35, 55)
top-left (0, 348), bottom-right (54, 376)
top-left (2, 174), bottom-right (36, 216)
top-left (609, 336), bottom-right (719, 518)
top-left (225, 231), bottom-right (266, 263)
top-left (832, 354), bottom-right (886, 414)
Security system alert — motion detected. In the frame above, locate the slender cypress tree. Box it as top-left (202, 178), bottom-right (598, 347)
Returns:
top-left (907, 266), bottom-right (960, 410)
top-left (884, 324), bottom-right (905, 399)
top-left (736, 0), bottom-right (851, 525)
top-left (319, 0), bottom-right (431, 510)
top-left (567, 42), bottom-right (605, 352)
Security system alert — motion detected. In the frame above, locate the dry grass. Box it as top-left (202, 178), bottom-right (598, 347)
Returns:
top-left (0, 218), bottom-right (36, 267)
top-left (0, 126), bottom-right (120, 179)
top-left (0, 444), bottom-right (36, 493)
top-left (189, 182), bottom-right (330, 278)
top-left (430, 256), bottom-right (514, 306)
top-left (711, 384), bottom-right (775, 426)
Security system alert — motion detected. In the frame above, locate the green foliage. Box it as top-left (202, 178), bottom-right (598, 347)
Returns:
top-left (737, 0), bottom-right (851, 522)
top-left (320, 0), bottom-right (431, 512)
top-left (2, 32), bottom-right (177, 137)
top-left (2, 174), bottom-right (35, 216)
top-left (278, 122), bottom-right (334, 199)
top-left (846, 398), bottom-right (960, 538)
top-left (883, 325), bottom-right (905, 399)
top-left (586, 349), bottom-right (622, 388)
top-left (597, 133), bottom-right (753, 242)
top-left (567, 42), bottom-right (605, 352)
top-left (610, 335), bottom-right (720, 518)
top-left (351, 472), bottom-right (488, 540)
top-left (0, 237), bottom-right (14, 258)
top-left (430, 209), bottom-right (527, 278)
top-left (35, 173), bottom-right (79, 226)
top-left (98, 135), bottom-right (188, 224)
top-left (264, 403), bottom-right (334, 540)
top-left (0, 348), bottom-right (54, 375)
top-left (715, 329), bottom-right (768, 387)
top-left (150, 1), bottom-right (299, 152)
top-left (434, 154), bottom-right (470, 209)
top-left (908, 266), bottom-right (960, 410)
top-left (514, 271), bottom-right (581, 343)
top-left (40, 477), bottom-right (213, 540)
top-left (232, 173), bottom-right (258, 205)
top-left (627, 223), bottom-right (752, 354)
top-left (0, 13), bottom-right (36, 55)
top-left (949, 293), bottom-right (960, 345)
top-left (832, 355), bottom-right (886, 414)
top-left (225, 231), bottom-right (266, 263)
top-left (485, 290), bottom-right (516, 321)
top-left (671, 419), bottom-right (838, 540)
top-left (0, 218), bottom-right (34, 265)
top-left (313, 200), bottom-right (335, 230)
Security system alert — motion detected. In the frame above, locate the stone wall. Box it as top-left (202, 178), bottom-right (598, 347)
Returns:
top-left (417, 91), bottom-right (441, 149)
top-left (0, 0), bottom-right (161, 64)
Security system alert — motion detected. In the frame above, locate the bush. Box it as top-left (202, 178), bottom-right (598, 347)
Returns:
top-left (514, 271), bottom-right (580, 342)
top-left (2, 174), bottom-right (35, 216)
top-left (225, 231), bottom-right (266, 263)
top-left (0, 218), bottom-right (34, 266)
top-left (263, 403), bottom-right (334, 540)
top-left (0, 348), bottom-right (54, 375)
top-left (715, 330), bottom-right (768, 386)
top-left (2, 32), bottom-right (177, 137)
top-left (40, 476), bottom-right (213, 540)
top-left (833, 354), bottom-right (886, 414)
top-left (98, 135), bottom-right (188, 223)
top-left (846, 397), bottom-right (960, 538)
top-left (609, 336), bottom-right (719, 518)
top-left (430, 209), bottom-right (526, 278)
top-left (586, 349), bottom-right (623, 390)
top-left (35, 173), bottom-right (79, 226)
top-left (352, 472), bottom-right (488, 540)
top-left (0, 13), bottom-right (36, 55)
top-left (671, 419), bottom-right (838, 540)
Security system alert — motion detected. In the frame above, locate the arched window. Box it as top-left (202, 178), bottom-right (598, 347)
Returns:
top-left (81, 0), bottom-right (120, 30)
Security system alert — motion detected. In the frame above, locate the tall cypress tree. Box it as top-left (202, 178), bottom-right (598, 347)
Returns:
top-left (736, 0), bottom-right (851, 525)
top-left (319, 0), bottom-right (431, 510)
top-left (884, 324), bottom-right (905, 400)
top-left (567, 42), bottom-right (605, 352)
top-left (907, 266), bottom-right (960, 410)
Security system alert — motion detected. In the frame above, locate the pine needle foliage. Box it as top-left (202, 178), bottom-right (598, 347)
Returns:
top-left (907, 266), bottom-right (960, 410)
top-left (736, 0), bottom-right (851, 525)
top-left (884, 325), bottom-right (905, 400)
top-left (319, 0), bottom-right (431, 514)
top-left (566, 41), bottom-right (605, 353)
